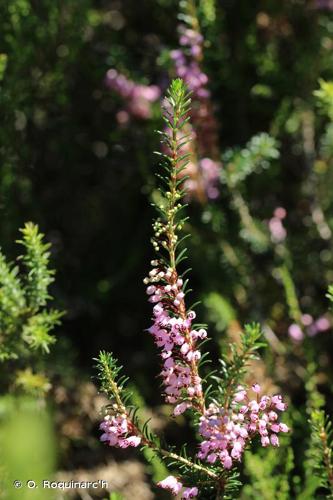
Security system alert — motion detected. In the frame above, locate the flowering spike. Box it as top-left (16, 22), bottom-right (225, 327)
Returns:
top-left (96, 80), bottom-right (289, 499)
top-left (143, 78), bottom-right (207, 414)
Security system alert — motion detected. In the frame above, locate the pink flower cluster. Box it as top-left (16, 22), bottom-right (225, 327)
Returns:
top-left (288, 314), bottom-right (331, 342)
top-left (268, 207), bottom-right (287, 243)
top-left (157, 475), bottom-right (198, 498)
top-left (197, 384), bottom-right (289, 469)
top-left (144, 261), bottom-right (205, 411)
top-left (100, 414), bottom-right (141, 448)
top-left (105, 69), bottom-right (160, 122)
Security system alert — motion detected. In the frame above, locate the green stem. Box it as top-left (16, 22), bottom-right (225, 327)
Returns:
top-left (102, 359), bottom-right (126, 412)
top-left (158, 447), bottom-right (219, 480)
top-left (164, 93), bottom-right (206, 414)
top-left (278, 263), bottom-right (302, 326)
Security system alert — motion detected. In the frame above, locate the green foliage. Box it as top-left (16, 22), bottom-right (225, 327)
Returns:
top-left (320, 123), bottom-right (333, 160)
top-left (17, 222), bottom-right (55, 311)
top-left (128, 385), bottom-right (168, 482)
top-left (314, 80), bottom-right (333, 161)
top-left (314, 80), bottom-right (333, 121)
top-left (0, 53), bottom-right (7, 81)
top-left (95, 351), bottom-right (130, 411)
top-left (232, 191), bottom-right (270, 253)
top-left (219, 133), bottom-right (279, 253)
top-left (242, 437), bottom-right (294, 500)
top-left (0, 396), bottom-right (56, 500)
top-left (204, 292), bottom-right (236, 333)
top-left (151, 78), bottom-right (192, 268)
top-left (279, 264), bottom-right (302, 325)
top-left (222, 133), bottom-right (279, 188)
top-left (109, 493), bottom-right (124, 500)
top-left (214, 323), bottom-right (265, 408)
top-left (0, 223), bottom-right (62, 395)
top-left (198, 0), bottom-right (216, 26)
top-left (306, 410), bottom-right (333, 498)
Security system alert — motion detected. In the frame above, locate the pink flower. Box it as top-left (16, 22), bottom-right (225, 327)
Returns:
top-left (261, 435), bottom-right (270, 447)
top-left (271, 395), bottom-right (287, 411)
top-left (174, 402), bottom-right (190, 416)
top-left (223, 454), bottom-right (233, 469)
top-left (99, 414), bottom-right (141, 448)
top-left (207, 453), bottom-right (217, 463)
top-left (274, 207), bottom-right (286, 219)
top-left (269, 217), bottom-right (287, 243)
top-left (157, 475), bottom-right (183, 495)
top-left (309, 316), bottom-right (331, 336)
top-left (288, 323), bottom-right (304, 342)
top-left (233, 390), bottom-right (246, 402)
top-left (146, 285), bottom-right (156, 295)
top-left (279, 423), bottom-right (289, 433)
top-left (316, 317), bottom-right (331, 331)
top-left (182, 487), bottom-right (199, 499)
top-left (126, 436), bottom-right (141, 447)
top-left (270, 434), bottom-right (279, 446)
top-left (301, 314), bottom-right (313, 326)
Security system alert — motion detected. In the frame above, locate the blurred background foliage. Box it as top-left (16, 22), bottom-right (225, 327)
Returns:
top-left (1, 0), bottom-right (333, 498)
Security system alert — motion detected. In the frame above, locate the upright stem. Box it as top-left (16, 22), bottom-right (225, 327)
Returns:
top-left (166, 99), bottom-right (206, 414)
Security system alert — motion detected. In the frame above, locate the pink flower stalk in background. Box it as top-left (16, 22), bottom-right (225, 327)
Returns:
top-left (105, 69), bottom-right (160, 122)
top-left (105, 23), bottom-right (222, 202)
top-left (170, 24), bottom-right (222, 201)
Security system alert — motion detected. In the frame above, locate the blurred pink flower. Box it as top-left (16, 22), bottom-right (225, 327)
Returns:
top-left (288, 323), bottom-right (304, 342)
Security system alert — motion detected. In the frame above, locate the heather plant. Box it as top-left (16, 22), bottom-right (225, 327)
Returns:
top-left (0, 222), bottom-right (62, 396)
top-left (1, 1), bottom-right (333, 497)
top-left (96, 79), bottom-right (289, 499)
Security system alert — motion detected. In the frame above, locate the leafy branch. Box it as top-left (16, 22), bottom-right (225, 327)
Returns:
top-left (307, 409), bottom-right (333, 498)
top-left (215, 323), bottom-right (265, 408)
top-left (0, 222), bottom-right (62, 395)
